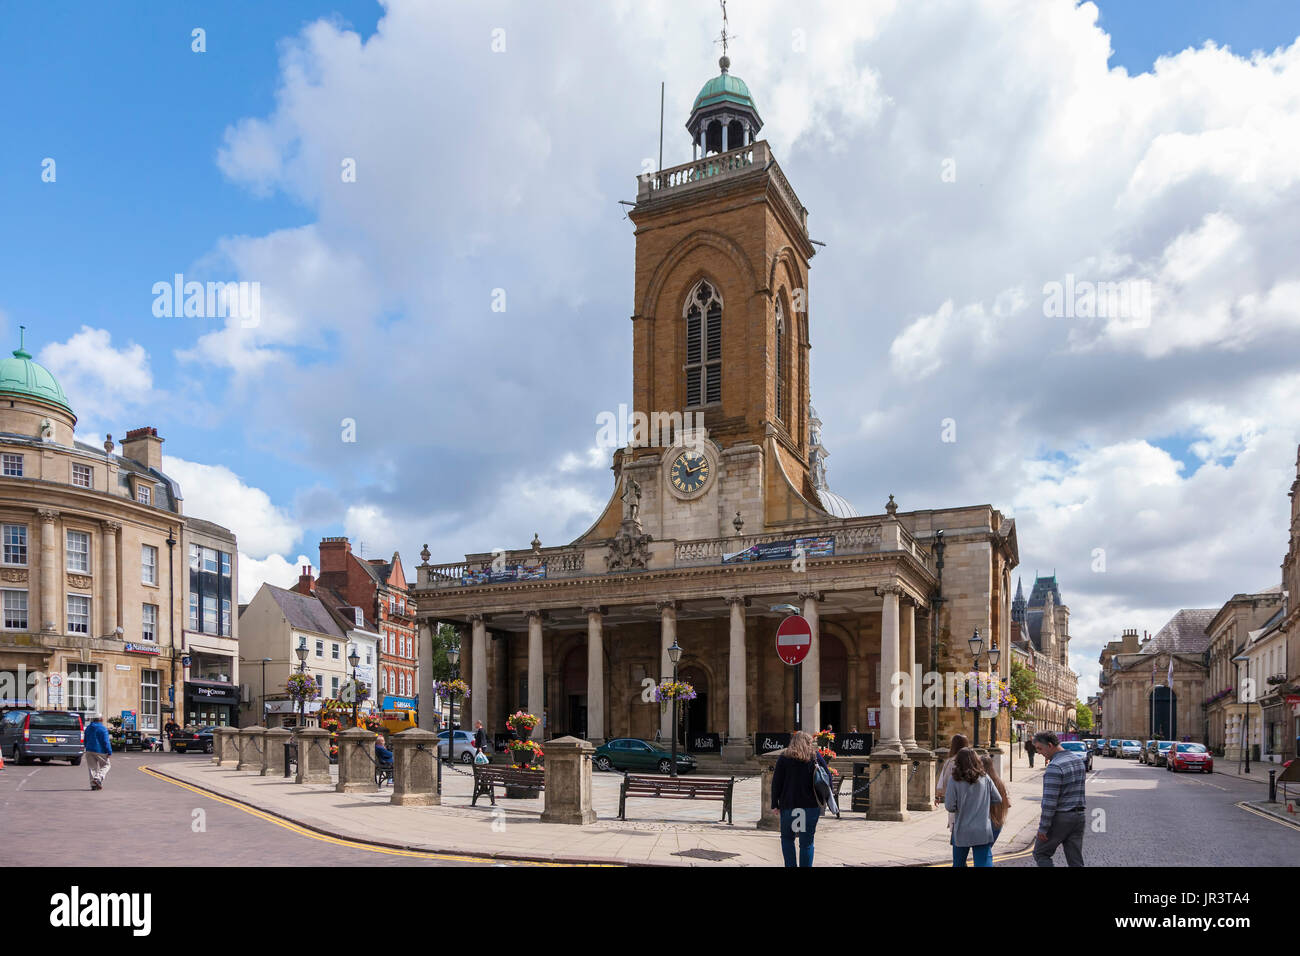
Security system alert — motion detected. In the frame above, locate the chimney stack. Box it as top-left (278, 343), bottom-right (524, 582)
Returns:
top-left (121, 426), bottom-right (164, 471)
top-left (298, 564), bottom-right (315, 595)
top-left (319, 537), bottom-right (352, 574)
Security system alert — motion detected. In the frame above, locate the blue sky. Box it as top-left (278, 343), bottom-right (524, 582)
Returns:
top-left (3, 1), bottom-right (1299, 695)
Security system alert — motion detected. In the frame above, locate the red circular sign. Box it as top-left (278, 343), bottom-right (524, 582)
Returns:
top-left (775, 615), bottom-right (812, 665)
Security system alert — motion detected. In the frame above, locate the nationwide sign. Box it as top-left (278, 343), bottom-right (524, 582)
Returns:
top-left (723, 535), bottom-right (834, 565)
top-left (123, 642), bottom-right (161, 655)
top-left (776, 615), bottom-right (813, 665)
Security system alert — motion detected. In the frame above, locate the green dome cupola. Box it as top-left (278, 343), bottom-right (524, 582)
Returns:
top-left (686, 55), bottom-right (763, 158)
top-left (0, 327), bottom-right (74, 416)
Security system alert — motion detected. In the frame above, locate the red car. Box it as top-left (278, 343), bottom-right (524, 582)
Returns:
top-left (1166, 742), bottom-right (1213, 773)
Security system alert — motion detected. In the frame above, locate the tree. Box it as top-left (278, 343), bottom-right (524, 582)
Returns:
top-left (1009, 659), bottom-right (1040, 722)
top-left (428, 622), bottom-right (461, 683)
top-left (1075, 700), bottom-right (1093, 731)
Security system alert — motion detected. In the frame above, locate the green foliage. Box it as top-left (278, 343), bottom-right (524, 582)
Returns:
top-left (1075, 701), bottom-right (1093, 731)
top-left (1009, 659), bottom-right (1040, 722)
top-left (428, 622), bottom-right (461, 683)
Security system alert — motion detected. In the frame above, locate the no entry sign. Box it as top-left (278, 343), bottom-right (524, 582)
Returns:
top-left (776, 615), bottom-right (812, 665)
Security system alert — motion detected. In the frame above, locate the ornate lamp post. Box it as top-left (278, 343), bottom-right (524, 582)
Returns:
top-left (347, 644), bottom-right (361, 728)
top-left (294, 636), bottom-right (309, 726)
top-left (1232, 651), bottom-right (1251, 774)
top-left (966, 629), bottom-right (1000, 749)
top-left (668, 641), bottom-right (682, 777)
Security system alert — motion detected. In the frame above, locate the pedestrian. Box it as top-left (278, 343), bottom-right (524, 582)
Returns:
top-left (1025, 731), bottom-right (1035, 767)
top-left (163, 716), bottom-right (180, 752)
top-left (945, 747), bottom-right (1002, 867)
top-left (84, 715), bottom-right (112, 791)
top-left (770, 730), bottom-right (830, 867)
top-left (374, 734), bottom-right (394, 767)
top-left (981, 753), bottom-right (1009, 845)
top-left (935, 733), bottom-right (970, 805)
top-left (473, 720), bottom-right (488, 755)
top-left (1032, 731), bottom-right (1087, 867)
top-left (849, 725), bottom-right (859, 734)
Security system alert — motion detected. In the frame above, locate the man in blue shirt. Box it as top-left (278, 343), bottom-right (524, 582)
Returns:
top-left (1032, 731), bottom-right (1087, 866)
top-left (84, 715), bottom-right (113, 790)
top-left (375, 735), bottom-right (394, 766)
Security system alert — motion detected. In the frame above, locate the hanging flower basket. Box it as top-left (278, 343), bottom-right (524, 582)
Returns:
top-left (653, 680), bottom-right (697, 702)
top-left (286, 673), bottom-right (320, 702)
top-left (814, 730), bottom-right (835, 748)
top-left (434, 679), bottom-right (470, 700)
top-left (506, 711), bottom-right (539, 738)
top-left (509, 739), bottom-right (544, 769)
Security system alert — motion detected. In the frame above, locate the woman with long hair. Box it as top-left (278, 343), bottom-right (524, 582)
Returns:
top-left (981, 753), bottom-right (1010, 845)
top-left (944, 747), bottom-right (1002, 867)
top-left (770, 730), bottom-right (830, 867)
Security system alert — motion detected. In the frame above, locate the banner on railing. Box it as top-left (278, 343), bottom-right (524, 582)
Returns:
top-left (460, 563), bottom-right (547, 585)
top-left (722, 535), bottom-right (834, 565)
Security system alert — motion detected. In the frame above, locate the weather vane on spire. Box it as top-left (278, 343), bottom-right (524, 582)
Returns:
top-left (715, 0), bottom-right (736, 69)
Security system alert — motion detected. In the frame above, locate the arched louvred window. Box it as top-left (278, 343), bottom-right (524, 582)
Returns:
top-left (685, 280), bottom-right (723, 406)
top-left (775, 298), bottom-right (788, 425)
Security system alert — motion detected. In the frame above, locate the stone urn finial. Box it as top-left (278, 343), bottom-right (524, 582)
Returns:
top-left (885, 494), bottom-right (898, 516)
top-left (419, 543), bottom-right (430, 565)
top-left (732, 511), bottom-right (744, 535)
top-left (531, 533), bottom-right (541, 554)
top-left (104, 434), bottom-right (115, 455)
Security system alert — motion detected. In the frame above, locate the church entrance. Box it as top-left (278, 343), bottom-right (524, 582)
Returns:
top-left (1150, 686), bottom-right (1176, 740)
top-left (679, 665), bottom-right (708, 748)
top-left (819, 632), bottom-right (847, 735)
top-left (561, 645), bottom-right (587, 739)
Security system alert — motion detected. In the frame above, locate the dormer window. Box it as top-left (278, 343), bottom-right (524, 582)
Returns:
top-left (137, 484), bottom-right (151, 505)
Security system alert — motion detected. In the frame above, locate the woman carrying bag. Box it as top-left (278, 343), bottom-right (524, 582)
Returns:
top-left (944, 746), bottom-right (1002, 867)
top-left (770, 731), bottom-right (831, 867)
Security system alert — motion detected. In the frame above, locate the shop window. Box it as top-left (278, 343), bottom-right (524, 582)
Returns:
top-left (141, 669), bottom-right (160, 732)
top-left (67, 663), bottom-right (99, 715)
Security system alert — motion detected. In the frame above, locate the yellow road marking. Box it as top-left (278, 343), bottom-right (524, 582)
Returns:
top-left (1235, 801), bottom-right (1300, 833)
top-left (139, 766), bottom-right (606, 866)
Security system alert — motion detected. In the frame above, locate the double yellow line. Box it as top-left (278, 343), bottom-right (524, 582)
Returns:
top-left (139, 766), bottom-right (598, 866)
top-left (1235, 800), bottom-right (1300, 832)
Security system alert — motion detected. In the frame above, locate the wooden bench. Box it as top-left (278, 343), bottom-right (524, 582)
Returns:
top-left (618, 773), bottom-right (735, 824)
top-left (471, 764), bottom-right (545, 806)
top-left (375, 763), bottom-right (394, 787)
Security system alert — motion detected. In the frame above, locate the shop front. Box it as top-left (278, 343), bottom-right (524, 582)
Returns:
top-left (184, 678), bottom-right (240, 729)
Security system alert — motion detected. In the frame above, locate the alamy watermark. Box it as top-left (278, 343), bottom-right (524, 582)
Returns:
top-left (1042, 274), bottom-right (1151, 323)
top-left (152, 273), bottom-right (260, 327)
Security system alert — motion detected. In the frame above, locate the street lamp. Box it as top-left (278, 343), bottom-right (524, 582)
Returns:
top-left (294, 636), bottom-right (309, 727)
top-left (967, 629), bottom-right (999, 749)
top-left (1232, 651), bottom-right (1251, 774)
top-left (668, 640), bottom-right (682, 778)
top-left (348, 644), bottom-right (361, 729)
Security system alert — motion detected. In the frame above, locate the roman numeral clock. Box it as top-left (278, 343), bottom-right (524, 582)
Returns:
top-left (663, 444), bottom-right (717, 502)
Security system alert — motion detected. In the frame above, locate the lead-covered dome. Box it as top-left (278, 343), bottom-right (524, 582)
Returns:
top-left (0, 342), bottom-right (73, 414)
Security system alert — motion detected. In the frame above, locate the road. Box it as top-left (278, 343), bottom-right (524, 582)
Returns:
top-left (997, 753), bottom-right (1300, 866)
top-left (0, 752), bottom-right (515, 867)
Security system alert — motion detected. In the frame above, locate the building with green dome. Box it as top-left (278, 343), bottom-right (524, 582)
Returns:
top-left (0, 328), bottom-right (242, 744)
top-left (687, 55), bottom-right (764, 159)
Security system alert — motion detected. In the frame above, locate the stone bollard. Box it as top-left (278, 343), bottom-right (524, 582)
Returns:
top-left (867, 748), bottom-right (910, 822)
top-left (757, 750), bottom-right (781, 830)
top-left (987, 746), bottom-right (1005, 781)
top-left (540, 736), bottom-right (595, 825)
top-left (336, 727), bottom-right (378, 794)
top-left (906, 746), bottom-right (935, 811)
top-left (295, 727), bottom-right (333, 785)
top-left (391, 728), bottom-right (439, 806)
top-left (213, 727), bottom-right (240, 767)
top-left (237, 726), bottom-right (267, 771)
top-left (263, 727), bottom-right (292, 776)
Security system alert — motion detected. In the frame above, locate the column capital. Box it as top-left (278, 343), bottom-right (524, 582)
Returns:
top-left (37, 509), bottom-right (59, 522)
top-left (797, 590), bottom-right (823, 603)
top-left (582, 605), bottom-right (606, 617)
top-left (900, 592), bottom-right (922, 608)
top-left (725, 595), bottom-right (748, 608)
top-left (467, 613), bottom-right (489, 625)
top-left (101, 520), bottom-right (122, 534)
top-left (654, 600), bottom-right (678, 614)
top-left (874, 583), bottom-right (904, 598)
top-left (524, 609), bottom-right (547, 622)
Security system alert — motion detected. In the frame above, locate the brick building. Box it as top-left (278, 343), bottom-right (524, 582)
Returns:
top-left (411, 55), bottom-right (1022, 821)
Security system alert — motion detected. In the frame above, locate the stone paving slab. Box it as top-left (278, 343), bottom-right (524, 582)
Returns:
top-left (146, 757), bottom-right (1048, 866)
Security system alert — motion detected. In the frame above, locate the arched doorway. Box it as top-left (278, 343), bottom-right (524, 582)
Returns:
top-left (561, 644), bottom-right (587, 740)
top-left (678, 664), bottom-right (709, 748)
top-left (819, 632), bottom-right (847, 735)
top-left (1150, 686), bottom-right (1176, 740)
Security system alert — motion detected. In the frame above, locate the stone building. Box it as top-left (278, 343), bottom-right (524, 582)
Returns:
top-left (1279, 446), bottom-right (1300, 760)
top-left (411, 56), bottom-right (1020, 818)
top-left (1009, 575), bottom-right (1078, 733)
top-left (0, 332), bottom-right (238, 734)
top-left (1098, 610), bottom-right (1215, 741)
top-left (1204, 587), bottom-right (1285, 759)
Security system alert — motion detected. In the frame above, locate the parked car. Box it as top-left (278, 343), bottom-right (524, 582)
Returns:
top-left (170, 726), bottom-right (217, 754)
top-left (1, 709), bottom-right (84, 765)
top-left (1142, 740), bottom-right (1175, 766)
top-left (1119, 739), bottom-right (1143, 758)
top-left (1138, 739), bottom-right (1156, 764)
top-left (592, 738), bottom-right (697, 774)
top-left (1089, 738), bottom-right (1105, 755)
top-left (437, 729), bottom-right (477, 764)
top-left (1167, 742), bottom-right (1213, 773)
top-left (1105, 738), bottom-right (1121, 756)
top-left (1059, 739), bottom-right (1094, 771)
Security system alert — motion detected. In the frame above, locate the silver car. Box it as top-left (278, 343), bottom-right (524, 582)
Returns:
top-left (436, 729), bottom-right (478, 764)
top-left (1119, 739), bottom-right (1143, 758)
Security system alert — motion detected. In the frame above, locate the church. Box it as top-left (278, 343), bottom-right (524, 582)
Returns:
top-left (413, 53), bottom-right (1020, 819)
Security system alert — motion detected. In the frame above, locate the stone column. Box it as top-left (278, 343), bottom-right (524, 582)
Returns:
top-left (336, 727), bottom-right (378, 794)
top-left (699, 126), bottom-right (706, 157)
top-left (874, 585), bottom-right (904, 754)
top-left (417, 621), bottom-right (436, 731)
top-left (263, 727), bottom-right (292, 776)
top-left (901, 598), bottom-right (918, 749)
top-left (391, 728), bottom-right (439, 806)
top-left (237, 726), bottom-right (265, 771)
top-left (721, 116), bottom-right (730, 152)
top-left (294, 727), bottom-right (333, 785)
top-left (722, 596), bottom-right (750, 763)
top-left (799, 592), bottom-right (821, 733)
top-left (656, 601), bottom-right (676, 743)
top-left (527, 610), bottom-right (544, 741)
top-left (38, 509), bottom-right (58, 633)
top-left (470, 614), bottom-right (487, 732)
top-left (585, 607), bottom-right (605, 744)
top-left (100, 520), bottom-right (120, 636)
top-left (213, 726), bottom-right (239, 767)
top-left (757, 750), bottom-right (781, 830)
top-left (540, 735), bottom-right (596, 824)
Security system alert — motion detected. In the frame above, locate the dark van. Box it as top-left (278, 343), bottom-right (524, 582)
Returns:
top-left (0, 709), bottom-right (85, 765)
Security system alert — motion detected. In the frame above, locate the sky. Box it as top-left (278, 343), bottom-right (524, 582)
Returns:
top-left (3, 0), bottom-right (1299, 701)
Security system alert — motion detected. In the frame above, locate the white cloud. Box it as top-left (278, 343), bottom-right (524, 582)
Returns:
top-left (237, 552), bottom-right (313, 604)
top-left (163, 455), bottom-right (301, 559)
top-left (38, 326), bottom-right (153, 423)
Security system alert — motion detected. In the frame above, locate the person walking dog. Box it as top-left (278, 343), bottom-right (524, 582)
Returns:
top-left (771, 731), bottom-right (831, 867)
top-left (944, 747), bottom-right (1002, 867)
top-left (84, 715), bottom-right (112, 790)
top-left (1032, 731), bottom-right (1087, 867)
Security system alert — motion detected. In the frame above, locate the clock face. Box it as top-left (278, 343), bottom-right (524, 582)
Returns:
top-left (670, 450), bottom-right (710, 495)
